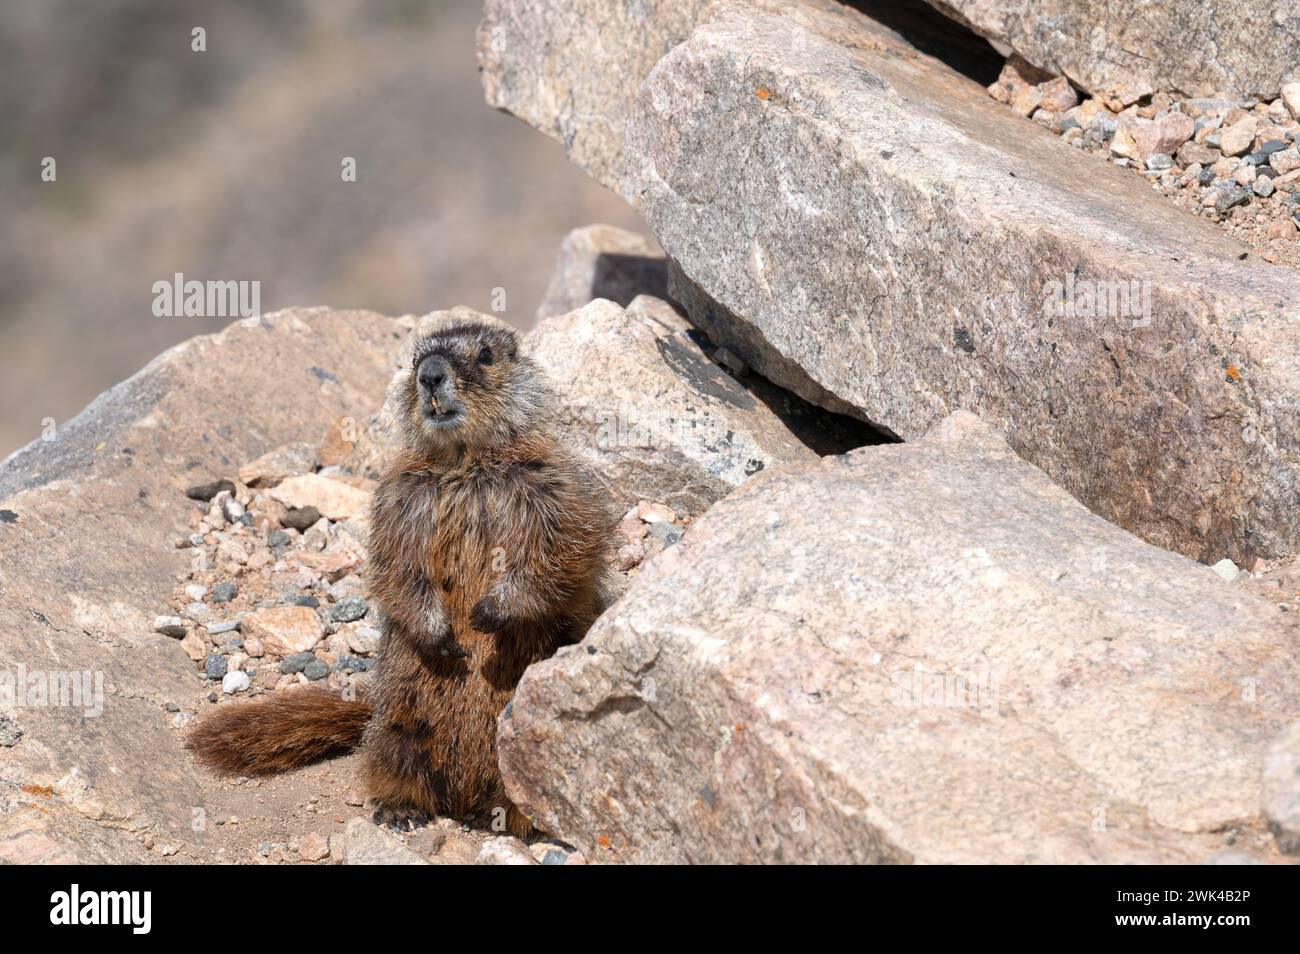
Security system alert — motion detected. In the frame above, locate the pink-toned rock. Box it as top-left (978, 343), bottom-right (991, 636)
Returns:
top-left (1010, 84), bottom-right (1042, 117)
top-left (1064, 98), bottom-right (1114, 129)
top-left (498, 414), bottom-right (1300, 863)
top-left (1283, 83), bottom-right (1300, 121)
top-left (635, 501), bottom-right (677, 524)
top-left (298, 831), bottom-right (331, 862)
top-left (1109, 121), bottom-right (1138, 158)
top-left (481, 0), bottom-right (1300, 563)
top-left (986, 54), bottom-right (1050, 105)
top-left (1254, 127), bottom-right (1289, 150)
top-left (295, 549), bottom-right (361, 582)
top-left (238, 441), bottom-right (319, 488)
top-left (926, 0), bottom-right (1294, 101)
top-left (1220, 117), bottom-right (1259, 156)
top-left (269, 474), bottom-right (372, 522)
top-left (1271, 147), bottom-right (1300, 175)
top-left (1035, 77), bottom-right (1078, 113)
top-left (242, 606), bottom-right (323, 656)
top-left (1127, 111), bottom-right (1195, 159)
top-left (476, 837), bottom-right (538, 865)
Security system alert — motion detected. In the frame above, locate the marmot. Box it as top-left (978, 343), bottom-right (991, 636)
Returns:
top-left (188, 320), bottom-right (612, 835)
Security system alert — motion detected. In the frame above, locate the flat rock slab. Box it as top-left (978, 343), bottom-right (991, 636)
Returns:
top-left (480, 0), bottom-right (1300, 565)
top-left (497, 413), bottom-right (1298, 863)
top-left (0, 308), bottom-right (401, 862)
top-left (268, 473), bottom-right (372, 522)
top-left (925, 0), bottom-right (1300, 99)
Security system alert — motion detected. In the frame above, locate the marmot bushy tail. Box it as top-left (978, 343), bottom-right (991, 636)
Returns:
top-left (186, 686), bottom-right (371, 776)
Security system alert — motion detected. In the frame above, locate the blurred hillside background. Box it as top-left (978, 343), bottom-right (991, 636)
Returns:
top-left (0, 0), bottom-right (648, 458)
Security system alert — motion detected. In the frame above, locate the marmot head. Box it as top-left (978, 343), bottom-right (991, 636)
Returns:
top-left (397, 322), bottom-right (551, 456)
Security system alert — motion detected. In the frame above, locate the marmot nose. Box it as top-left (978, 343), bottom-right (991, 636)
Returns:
top-left (417, 355), bottom-right (451, 392)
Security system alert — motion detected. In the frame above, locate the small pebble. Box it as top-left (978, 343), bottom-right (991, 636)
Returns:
top-left (280, 652), bottom-right (317, 675)
top-left (298, 831), bottom-right (330, 862)
top-left (211, 581), bottom-right (238, 604)
top-left (647, 521), bottom-right (683, 547)
top-left (204, 655), bottom-right (229, 680)
top-left (303, 660), bottom-right (330, 681)
top-left (347, 625), bottom-right (381, 655)
top-left (1214, 187), bottom-right (1251, 213)
top-left (221, 671), bottom-right (251, 694)
top-left (1210, 558), bottom-right (1241, 582)
top-left (153, 616), bottom-right (187, 638)
top-left (186, 479), bottom-right (234, 502)
top-left (222, 497), bottom-right (245, 523)
top-left (183, 601), bottom-right (210, 622)
top-left (282, 506), bottom-right (323, 531)
top-left (331, 596), bottom-right (369, 623)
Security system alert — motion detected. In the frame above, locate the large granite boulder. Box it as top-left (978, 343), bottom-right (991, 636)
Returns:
top-left (479, 0), bottom-right (1300, 566)
top-left (497, 413), bottom-right (1299, 863)
top-left (923, 0), bottom-right (1299, 100)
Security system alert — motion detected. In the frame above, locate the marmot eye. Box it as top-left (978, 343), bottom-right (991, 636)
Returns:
top-left (477, 346), bottom-right (493, 365)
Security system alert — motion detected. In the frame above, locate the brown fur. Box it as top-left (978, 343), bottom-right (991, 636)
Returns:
top-left (185, 686), bottom-right (371, 776)
top-left (187, 321), bottom-right (612, 836)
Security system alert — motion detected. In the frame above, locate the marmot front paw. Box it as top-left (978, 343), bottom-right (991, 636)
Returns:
top-left (415, 615), bottom-right (469, 658)
top-left (470, 593), bottom-right (511, 633)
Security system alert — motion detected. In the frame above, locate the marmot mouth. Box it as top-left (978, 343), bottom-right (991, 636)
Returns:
top-left (423, 404), bottom-right (464, 428)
